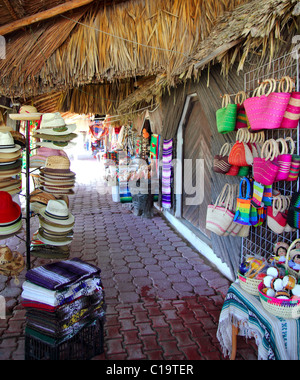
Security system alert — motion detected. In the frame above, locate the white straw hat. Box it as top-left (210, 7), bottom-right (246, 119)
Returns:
top-left (0, 132), bottom-right (21, 153)
top-left (39, 199), bottom-right (74, 225)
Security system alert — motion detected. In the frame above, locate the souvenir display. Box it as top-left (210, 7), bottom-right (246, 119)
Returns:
top-left (22, 258), bottom-right (105, 344)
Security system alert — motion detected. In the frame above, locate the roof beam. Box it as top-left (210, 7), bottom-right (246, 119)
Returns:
top-left (0, 0), bottom-right (94, 35)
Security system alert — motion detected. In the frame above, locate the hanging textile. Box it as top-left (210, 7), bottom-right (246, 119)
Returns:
top-left (162, 138), bottom-right (173, 209)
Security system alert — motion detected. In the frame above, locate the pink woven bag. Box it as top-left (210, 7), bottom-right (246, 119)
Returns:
top-left (274, 138), bottom-right (294, 182)
top-left (281, 91), bottom-right (300, 129)
top-left (244, 78), bottom-right (291, 131)
top-left (253, 139), bottom-right (279, 186)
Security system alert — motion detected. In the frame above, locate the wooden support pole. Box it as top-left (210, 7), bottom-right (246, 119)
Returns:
top-left (0, 0), bottom-right (94, 36)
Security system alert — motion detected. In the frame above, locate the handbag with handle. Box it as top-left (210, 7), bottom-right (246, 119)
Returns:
top-left (280, 77), bottom-right (300, 129)
top-left (216, 95), bottom-right (237, 134)
top-left (213, 143), bottom-right (232, 174)
top-left (234, 177), bottom-right (252, 226)
top-left (274, 138), bottom-right (293, 182)
top-left (244, 78), bottom-right (292, 131)
top-left (206, 184), bottom-right (235, 236)
top-left (228, 129), bottom-right (253, 167)
top-left (253, 139), bottom-right (279, 186)
top-left (235, 91), bottom-right (248, 130)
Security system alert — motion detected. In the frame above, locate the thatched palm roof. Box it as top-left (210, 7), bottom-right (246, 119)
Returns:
top-left (0, 0), bottom-right (298, 117)
top-left (117, 0), bottom-right (300, 118)
top-left (0, 0), bottom-right (249, 109)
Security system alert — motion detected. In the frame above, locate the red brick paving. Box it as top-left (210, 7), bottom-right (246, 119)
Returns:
top-left (0, 157), bottom-right (258, 360)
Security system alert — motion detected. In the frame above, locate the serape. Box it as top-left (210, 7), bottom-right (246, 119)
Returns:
top-left (25, 258), bottom-right (101, 290)
top-left (217, 282), bottom-right (300, 360)
top-left (22, 277), bottom-right (102, 307)
top-left (162, 138), bottom-right (173, 209)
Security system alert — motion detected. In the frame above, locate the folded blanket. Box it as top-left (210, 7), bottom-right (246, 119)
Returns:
top-left (25, 258), bottom-right (101, 290)
top-left (22, 277), bottom-right (102, 307)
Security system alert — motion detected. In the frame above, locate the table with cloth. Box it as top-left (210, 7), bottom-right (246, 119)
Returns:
top-left (217, 282), bottom-right (300, 360)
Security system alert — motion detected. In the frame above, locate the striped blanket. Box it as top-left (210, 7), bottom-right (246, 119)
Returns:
top-left (162, 138), bottom-right (173, 209)
top-left (217, 282), bottom-right (300, 360)
top-left (25, 258), bottom-right (101, 291)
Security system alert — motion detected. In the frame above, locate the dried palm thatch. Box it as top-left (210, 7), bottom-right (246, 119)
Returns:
top-left (0, 0), bottom-right (248, 102)
top-left (117, 0), bottom-right (300, 116)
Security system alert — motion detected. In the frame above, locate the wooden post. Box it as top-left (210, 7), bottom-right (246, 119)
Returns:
top-left (230, 324), bottom-right (239, 360)
top-left (0, 0), bottom-right (94, 35)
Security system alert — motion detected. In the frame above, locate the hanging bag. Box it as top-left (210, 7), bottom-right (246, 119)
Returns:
top-left (280, 77), bottom-right (300, 129)
top-left (234, 177), bottom-right (252, 226)
top-left (244, 78), bottom-right (291, 131)
top-left (287, 192), bottom-right (300, 230)
top-left (206, 184), bottom-right (236, 236)
top-left (274, 138), bottom-right (293, 182)
top-left (228, 129), bottom-right (253, 167)
top-left (286, 137), bottom-right (300, 182)
top-left (235, 91), bottom-right (248, 130)
top-left (213, 143), bottom-right (232, 174)
top-left (253, 139), bottom-right (279, 186)
top-left (267, 195), bottom-right (288, 234)
top-left (216, 94), bottom-right (237, 134)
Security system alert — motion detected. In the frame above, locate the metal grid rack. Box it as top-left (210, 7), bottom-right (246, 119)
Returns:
top-left (241, 51), bottom-right (300, 262)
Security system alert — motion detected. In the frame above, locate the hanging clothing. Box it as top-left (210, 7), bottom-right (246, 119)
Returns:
top-left (162, 138), bottom-right (173, 209)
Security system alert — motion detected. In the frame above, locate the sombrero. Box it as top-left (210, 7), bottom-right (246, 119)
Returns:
top-left (0, 245), bottom-right (25, 280)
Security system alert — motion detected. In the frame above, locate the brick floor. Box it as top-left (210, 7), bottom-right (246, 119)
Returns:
top-left (0, 156), bottom-right (258, 360)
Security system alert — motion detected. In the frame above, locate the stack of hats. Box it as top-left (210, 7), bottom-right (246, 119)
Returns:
top-left (36, 199), bottom-right (75, 248)
top-left (0, 191), bottom-right (22, 236)
top-left (0, 244), bottom-right (25, 284)
top-left (30, 147), bottom-right (67, 169)
top-left (39, 156), bottom-right (76, 195)
top-left (21, 258), bottom-right (106, 345)
top-left (33, 113), bottom-right (77, 150)
top-left (0, 131), bottom-right (23, 195)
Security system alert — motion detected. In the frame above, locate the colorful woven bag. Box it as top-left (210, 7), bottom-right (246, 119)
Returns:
top-left (228, 129), bottom-right (253, 167)
top-left (287, 154), bottom-right (300, 182)
top-left (287, 192), bottom-right (300, 230)
top-left (281, 91), bottom-right (300, 129)
top-left (274, 138), bottom-right (293, 182)
top-left (253, 139), bottom-right (279, 186)
top-left (216, 94), bottom-right (237, 134)
top-left (235, 91), bottom-right (248, 130)
top-left (244, 78), bottom-right (291, 131)
top-left (234, 178), bottom-right (252, 226)
top-left (213, 143), bottom-right (232, 174)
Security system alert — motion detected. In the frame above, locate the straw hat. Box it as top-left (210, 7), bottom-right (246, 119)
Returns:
top-left (0, 159), bottom-right (22, 172)
top-left (38, 214), bottom-right (74, 233)
top-left (36, 141), bottom-right (76, 150)
top-left (39, 199), bottom-right (74, 226)
top-left (0, 132), bottom-right (21, 153)
top-left (10, 131), bottom-right (26, 149)
top-left (41, 156), bottom-right (75, 177)
top-left (37, 228), bottom-right (73, 246)
top-left (0, 150), bottom-right (22, 161)
top-left (35, 124), bottom-right (76, 136)
top-left (40, 113), bottom-right (67, 129)
top-left (19, 105), bottom-right (38, 114)
top-left (0, 245), bottom-right (25, 279)
top-left (30, 189), bottom-right (56, 205)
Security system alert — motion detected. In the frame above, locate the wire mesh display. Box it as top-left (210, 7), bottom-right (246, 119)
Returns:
top-left (241, 51), bottom-right (300, 262)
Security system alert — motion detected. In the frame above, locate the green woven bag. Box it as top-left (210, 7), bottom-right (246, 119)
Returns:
top-left (216, 94), bottom-right (237, 134)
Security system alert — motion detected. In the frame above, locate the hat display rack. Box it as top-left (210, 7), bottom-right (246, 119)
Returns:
top-left (9, 110), bottom-right (42, 271)
top-left (6, 110), bottom-right (77, 271)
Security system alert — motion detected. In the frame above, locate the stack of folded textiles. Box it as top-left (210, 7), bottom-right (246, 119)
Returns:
top-left (22, 258), bottom-right (106, 345)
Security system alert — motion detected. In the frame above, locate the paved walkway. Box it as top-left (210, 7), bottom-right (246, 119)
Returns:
top-left (0, 154), bottom-right (258, 360)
